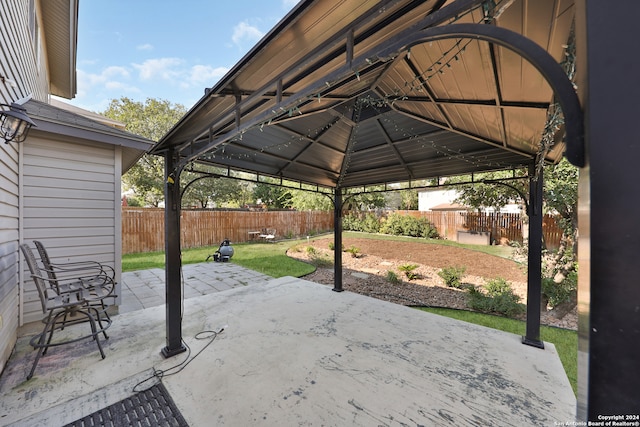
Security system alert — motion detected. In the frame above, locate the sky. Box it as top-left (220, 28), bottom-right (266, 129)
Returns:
top-left (64, 0), bottom-right (300, 113)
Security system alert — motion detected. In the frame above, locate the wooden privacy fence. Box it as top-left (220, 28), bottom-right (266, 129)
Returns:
top-left (122, 208), bottom-right (563, 254)
top-left (122, 208), bottom-right (334, 254)
top-left (389, 210), bottom-right (563, 249)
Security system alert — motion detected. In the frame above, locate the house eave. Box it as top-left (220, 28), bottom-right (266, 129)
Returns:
top-left (40, 0), bottom-right (78, 99)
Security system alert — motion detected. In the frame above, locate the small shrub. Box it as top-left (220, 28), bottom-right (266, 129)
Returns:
top-left (386, 270), bottom-right (400, 284)
top-left (305, 246), bottom-right (317, 255)
top-left (467, 278), bottom-right (525, 317)
top-left (289, 244), bottom-right (304, 253)
top-left (542, 270), bottom-right (577, 308)
top-left (328, 242), bottom-right (345, 251)
top-left (310, 253), bottom-right (333, 268)
top-left (398, 263), bottom-right (419, 281)
top-left (485, 277), bottom-right (513, 296)
top-left (346, 246), bottom-right (361, 258)
top-left (438, 265), bottom-right (466, 288)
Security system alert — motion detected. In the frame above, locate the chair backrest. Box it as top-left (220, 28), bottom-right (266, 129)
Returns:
top-left (33, 240), bottom-right (58, 281)
top-left (20, 244), bottom-right (50, 313)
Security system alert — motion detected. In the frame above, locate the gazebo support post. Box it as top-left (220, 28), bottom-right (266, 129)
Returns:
top-left (333, 187), bottom-right (343, 292)
top-left (162, 148), bottom-right (187, 358)
top-left (522, 163), bottom-right (544, 348)
top-left (576, 0), bottom-right (640, 417)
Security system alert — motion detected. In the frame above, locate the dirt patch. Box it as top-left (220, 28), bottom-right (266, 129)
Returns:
top-left (287, 236), bottom-right (577, 330)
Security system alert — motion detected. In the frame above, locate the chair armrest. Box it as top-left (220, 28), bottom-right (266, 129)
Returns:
top-left (30, 273), bottom-right (84, 295)
top-left (46, 262), bottom-right (115, 281)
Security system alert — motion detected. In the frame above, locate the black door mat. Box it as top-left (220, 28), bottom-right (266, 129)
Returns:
top-left (64, 382), bottom-right (188, 427)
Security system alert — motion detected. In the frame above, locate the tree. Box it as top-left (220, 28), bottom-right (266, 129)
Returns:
top-left (102, 97), bottom-right (186, 207)
top-left (398, 189), bottom-right (419, 210)
top-left (451, 169), bottom-right (528, 212)
top-left (284, 189), bottom-right (333, 211)
top-left (253, 183), bottom-right (291, 209)
top-left (343, 189), bottom-right (387, 210)
top-left (181, 173), bottom-right (246, 208)
top-left (451, 159), bottom-right (579, 313)
top-left (541, 158), bottom-right (579, 287)
top-left (122, 155), bottom-right (165, 207)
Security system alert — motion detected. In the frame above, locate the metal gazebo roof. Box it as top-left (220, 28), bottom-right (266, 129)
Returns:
top-left (150, 0), bottom-right (582, 190)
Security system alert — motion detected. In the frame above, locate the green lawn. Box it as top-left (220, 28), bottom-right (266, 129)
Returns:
top-left (122, 240), bottom-right (315, 277)
top-left (122, 234), bottom-right (575, 394)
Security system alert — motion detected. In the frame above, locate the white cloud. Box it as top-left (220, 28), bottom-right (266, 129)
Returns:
top-left (70, 68), bottom-right (140, 112)
top-left (132, 58), bottom-right (183, 81)
top-left (231, 21), bottom-right (264, 47)
top-left (137, 43), bottom-right (154, 51)
top-left (189, 65), bottom-right (229, 85)
top-left (75, 66), bottom-right (131, 95)
top-left (73, 58), bottom-right (229, 109)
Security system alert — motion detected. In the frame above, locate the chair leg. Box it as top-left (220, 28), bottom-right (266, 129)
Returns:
top-left (28, 308), bottom-right (107, 380)
top-left (83, 309), bottom-right (106, 359)
top-left (27, 312), bottom-right (56, 380)
top-left (93, 306), bottom-right (109, 340)
top-left (43, 311), bottom-right (68, 356)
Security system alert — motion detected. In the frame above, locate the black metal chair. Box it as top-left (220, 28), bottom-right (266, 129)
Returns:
top-left (20, 244), bottom-right (107, 380)
top-left (33, 240), bottom-right (116, 330)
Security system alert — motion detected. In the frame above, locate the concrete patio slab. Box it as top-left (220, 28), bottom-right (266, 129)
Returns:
top-left (0, 276), bottom-right (576, 426)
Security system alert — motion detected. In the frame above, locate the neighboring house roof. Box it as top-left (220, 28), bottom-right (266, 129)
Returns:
top-left (23, 99), bottom-right (153, 172)
top-left (40, 0), bottom-right (78, 99)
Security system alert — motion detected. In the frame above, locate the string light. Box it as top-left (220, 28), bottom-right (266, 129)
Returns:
top-left (402, 0), bottom-right (512, 93)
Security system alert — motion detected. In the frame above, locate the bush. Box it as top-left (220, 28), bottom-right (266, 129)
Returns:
top-left (485, 277), bottom-right (513, 296)
top-left (308, 252), bottom-right (333, 268)
top-left (438, 265), bottom-right (466, 288)
top-left (542, 270), bottom-right (577, 308)
top-left (342, 212), bottom-right (439, 239)
top-left (346, 246), bottom-right (361, 258)
top-left (467, 278), bottom-right (525, 317)
top-left (398, 263), bottom-right (419, 281)
top-left (386, 270), bottom-right (400, 284)
top-left (379, 213), bottom-right (439, 239)
top-left (342, 212), bottom-right (381, 233)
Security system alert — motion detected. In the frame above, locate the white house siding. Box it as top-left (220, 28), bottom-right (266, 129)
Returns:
top-left (0, 142), bottom-right (20, 372)
top-left (0, 0), bottom-right (50, 103)
top-left (20, 135), bottom-right (119, 323)
top-left (0, 0), bottom-right (49, 373)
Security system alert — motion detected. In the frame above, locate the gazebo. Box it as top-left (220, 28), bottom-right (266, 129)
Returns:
top-left (150, 0), bottom-right (639, 418)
